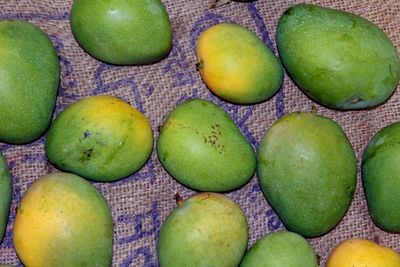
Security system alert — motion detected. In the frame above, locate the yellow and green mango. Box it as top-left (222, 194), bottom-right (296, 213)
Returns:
top-left (45, 95), bottom-right (153, 182)
top-left (13, 172), bottom-right (113, 266)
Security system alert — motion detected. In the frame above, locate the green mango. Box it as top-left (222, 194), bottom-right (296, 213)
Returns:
top-left (257, 112), bottom-right (356, 237)
top-left (157, 192), bottom-right (248, 267)
top-left (362, 122), bottom-right (400, 232)
top-left (0, 151), bottom-right (11, 243)
top-left (156, 98), bottom-right (256, 192)
top-left (240, 231), bottom-right (318, 267)
top-left (70, 0), bottom-right (172, 65)
top-left (277, 4), bottom-right (400, 110)
top-left (0, 20), bottom-right (60, 144)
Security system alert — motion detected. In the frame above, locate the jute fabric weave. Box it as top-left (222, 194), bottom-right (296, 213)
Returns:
top-left (0, 0), bottom-right (399, 266)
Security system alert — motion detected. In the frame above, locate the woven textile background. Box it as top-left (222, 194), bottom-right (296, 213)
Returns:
top-left (0, 0), bottom-right (399, 266)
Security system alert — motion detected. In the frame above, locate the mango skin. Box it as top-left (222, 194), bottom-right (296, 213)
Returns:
top-left (240, 231), bottom-right (318, 267)
top-left (156, 98), bottom-right (256, 192)
top-left (197, 23), bottom-right (283, 104)
top-left (257, 112), bottom-right (357, 237)
top-left (362, 122), bottom-right (400, 232)
top-left (0, 151), bottom-right (11, 243)
top-left (0, 20), bottom-right (60, 144)
top-left (277, 4), bottom-right (400, 110)
top-left (327, 238), bottom-right (400, 267)
top-left (45, 95), bottom-right (153, 182)
top-left (13, 172), bottom-right (113, 267)
top-left (70, 0), bottom-right (172, 65)
top-left (157, 192), bottom-right (248, 267)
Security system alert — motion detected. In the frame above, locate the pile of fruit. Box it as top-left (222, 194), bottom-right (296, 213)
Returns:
top-left (0, 0), bottom-right (399, 266)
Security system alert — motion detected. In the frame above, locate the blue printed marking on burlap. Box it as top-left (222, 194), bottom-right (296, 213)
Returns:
top-left (110, 158), bottom-right (157, 187)
top-left (51, 35), bottom-right (77, 87)
top-left (0, 143), bottom-right (12, 151)
top-left (245, 181), bottom-right (262, 203)
top-left (117, 201), bottom-right (160, 265)
top-left (120, 246), bottom-right (155, 267)
top-left (266, 209), bottom-right (284, 231)
top-left (49, 35), bottom-right (78, 101)
top-left (163, 35), bottom-right (197, 88)
top-left (93, 63), bottom-right (157, 114)
top-left (93, 64), bottom-right (141, 108)
top-left (117, 201), bottom-right (161, 245)
top-left (0, 12), bottom-right (69, 21)
top-left (247, 3), bottom-right (275, 51)
top-left (142, 83), bottom-right (155, 97)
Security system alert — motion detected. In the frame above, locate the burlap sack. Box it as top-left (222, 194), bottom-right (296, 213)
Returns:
top-left (0, 0), bottom-right (399, 266)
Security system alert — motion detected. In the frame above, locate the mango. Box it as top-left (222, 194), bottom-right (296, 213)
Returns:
top-left (257, 112), bottom-right (356, 237)
top-left (362, 122), bottom-right (400, 232)
top-left (70, 0), bottom-right (172, 65)
top-left (240, 231), bottom-right (318, 267)
top-left (277, 4), bottom-right (400, 109)
top-left (197, 23), bottom-right (283, 104)
top-left (45, 95), bottom-right (153, 182)
top-left (13, 172), bottom-right (113, 267)
top-left (0, 151), bottom-right (11, 243)
top-left (0, 20), bottom-right (60, 144)
top-left (327, 238), bottom-right (400, 267)
top-left (157, 192), bottom-right (248, 267)
top-left (156, 98), bottom-right (256, 191)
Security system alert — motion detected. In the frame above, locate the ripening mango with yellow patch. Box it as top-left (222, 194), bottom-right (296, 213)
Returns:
top-left (196, 23), bottom-right (283, 104)
top-left (13, 172), bottom-right (113, 267)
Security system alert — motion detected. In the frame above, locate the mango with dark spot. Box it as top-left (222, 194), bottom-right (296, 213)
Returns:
top-left (156, 99), bottom-right (256, 191)
top-left (45, 95), bottom-right (153, 182)
top-left (257, 112), bottom-right (356, 237)
top-left (362, 122), bottom-right (400, 233)
top-left (0, 150), bottom-right (11, 243)
top-left (277, 4), bottom-right (400, 109)
top-left (157, 193), bottom-right (248, 267)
